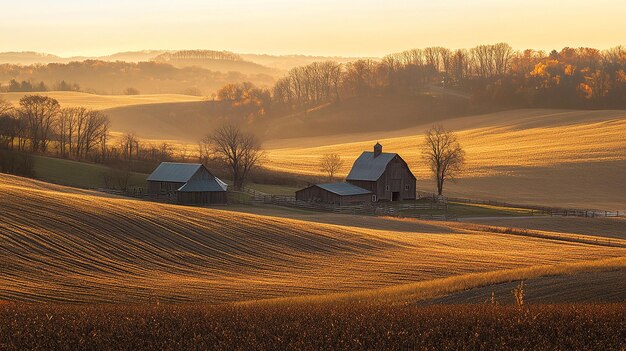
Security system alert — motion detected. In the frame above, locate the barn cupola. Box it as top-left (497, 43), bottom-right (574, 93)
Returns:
top-left (374, 142), bottom-right (382, 157)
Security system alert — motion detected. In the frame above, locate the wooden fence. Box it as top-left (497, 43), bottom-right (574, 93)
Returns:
top-left (417, 191), bottom-right (625, 218)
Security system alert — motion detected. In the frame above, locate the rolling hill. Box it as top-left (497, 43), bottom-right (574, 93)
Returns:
top-left (1, 173), bottom-right (624, 304)
top-left (0, 91), bottom-right (204, 110)
top-left (264, 109), bottom-right (626, 210)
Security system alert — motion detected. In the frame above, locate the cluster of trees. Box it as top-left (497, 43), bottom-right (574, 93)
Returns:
top-left (0, 96), bottom-right (109, 159)
top-left (273, 61), bottom-right (342, 108)
top-left (154, 50), bottom-right (244, 62)
top-left (0, 79), bottom-right (81, 93)
top-left (2, 79), bottom-right (49, 92)
top-left (216, 82), bottom-right (271, 119)
top-left (219, 44), bottom-right (625, 114)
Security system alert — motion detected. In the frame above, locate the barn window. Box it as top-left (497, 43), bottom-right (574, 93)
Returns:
top-left (385, 185), bottom-right (390, 191)
top-left (405, 185), bottom-right (409, 191)
top-left (372, 195), bottom-right (377, 202)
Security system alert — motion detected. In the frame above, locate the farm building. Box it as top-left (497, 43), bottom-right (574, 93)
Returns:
top-left (147, 162), bottom-right (227, 205)
top-left (296, 143), bottom-right (416, 205)
top-left (346, 143), bottom-right (416, 202)
top-left (295, 182), bottom-right (371, 206)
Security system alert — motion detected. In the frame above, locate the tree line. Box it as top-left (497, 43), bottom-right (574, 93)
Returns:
top-left (0, 96), bottom-right (109, 158)
top-left (218, 43), bottom-right (625, 117)
top-left (0, 79), bottom-right (81, 93)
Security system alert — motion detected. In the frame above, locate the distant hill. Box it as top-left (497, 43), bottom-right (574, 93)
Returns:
top-left (0, 60), bottom-right (275, 95)
top-left (0, 50), bottom-right (373, 72)
top-left (0, 50), bottom-right (169, 65)
top-left (0, 91), bottom-right (204, 110)
top-left (240, 53), bottom-right (378, 71)
top-left (0, 51), bottom-right (64, 65)
top-left (153, 50), bottom-right (278, 75)
top-left (102, 92), bottom-right (469, 142)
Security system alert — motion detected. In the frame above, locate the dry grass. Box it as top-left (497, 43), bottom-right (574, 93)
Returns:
top-left (249, 257), bottom-right (626, 307)
top-left (1, 173), bottom-right (624, 304)
top-left (0, 91), bottom-right (203, 110)
top-left (462, 216), bottom-right (626, 240)
top-left (2, 303), bottom-right (625, 350)
top-left (426, 269), bottom-right (626, 305)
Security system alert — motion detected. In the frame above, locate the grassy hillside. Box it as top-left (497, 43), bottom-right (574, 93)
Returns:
top-left (1, 173), bottom-right (623, 304)
top-left (0, 91), bottom-right (204, 110)
top-left (99, 94), bottom-right (467, 142)
top-left (31, 154), bottom-right (147, 189)
top-left (264, 109), bottom-right (626, 210)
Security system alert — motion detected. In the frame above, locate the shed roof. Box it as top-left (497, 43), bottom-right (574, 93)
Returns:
top-left (346, 152), bottom-right (397, 181)
top-left (147, 162), bottom-right (203, 183)
top-left (177, 177), bottom-right (227, 192)
top-left (316, 182), bottom-right (371, 196)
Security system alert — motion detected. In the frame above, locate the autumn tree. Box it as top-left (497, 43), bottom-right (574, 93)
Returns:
top-left (423, 125), bottom-right (465, 197)
top-left (201, 124), bottom-right (263, 189)
top-left (319, 153), bottom-right (344, 180)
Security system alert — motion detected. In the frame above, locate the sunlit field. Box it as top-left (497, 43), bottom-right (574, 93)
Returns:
top-left (265, 109), bottom-right (626, 178)
top-left (264, 109), bottom-right (626, 209)
top-left (0, 91), bottom-right (203, 110)
top-left (1, 173), bottom-right (624, 304)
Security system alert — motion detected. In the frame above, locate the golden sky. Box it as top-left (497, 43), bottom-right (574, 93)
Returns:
top-left (2, 0), bottom-right (625, 57)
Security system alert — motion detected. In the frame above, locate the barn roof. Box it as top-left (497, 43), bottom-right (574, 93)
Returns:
top-left (177, 177), bottom-right (227, 192)
top-left (147, 162), bottom-right (203, 183)
top-left (316, 182), bottom-right (371, 196)
top-left (346, 152), bottom-right (398, 181)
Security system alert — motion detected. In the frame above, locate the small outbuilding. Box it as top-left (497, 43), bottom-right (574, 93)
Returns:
top-left (295, 182), bottom-right (371, 206)
top-left (147, 162), bottom-right (227, 205)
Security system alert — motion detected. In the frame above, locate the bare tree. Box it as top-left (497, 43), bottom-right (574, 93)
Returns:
top-left (18, 95), bottom-right (60, 152)
top-left (120, 132), bottom-right (140, 161)
top-left (423, 125), bottom-right (465, 197)
top-left (0, 98), bottom-right (12, 116)
top-left (319, 153), bottom-right (344, 180)
top-left (201, 124), bottom-right (263, 189)
top-left (0, 99), bottom-right (17, 149)
top-left (58, 107), bottom-right (109, 159)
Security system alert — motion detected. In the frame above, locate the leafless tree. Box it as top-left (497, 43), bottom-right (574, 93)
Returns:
top-left (0, 98), bottom-right (12, 116)
top-left (120, 132), bottom-right (140, 161)
top-left (423, 125), bottom-right (465, 197)
top-left (319, 153), bottom-right (344, 180)
top-left (58, 107), bottom-right (109, 159)
top-left (0, 99), bottom-right (17, 149)
top-left (18, 95), bottom-right (60, 152)
top-left (201, 124), bottom-right (263, 189)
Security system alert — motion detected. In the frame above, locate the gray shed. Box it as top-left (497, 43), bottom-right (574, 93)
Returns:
top-left (295, 182), bottom-right (372, 206)
top-left (147, 162), bottom-right (227, 204)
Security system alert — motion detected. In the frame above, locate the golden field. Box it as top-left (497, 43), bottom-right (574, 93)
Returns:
top-left (0, 91), bottom-right (203, 110)
top-left (264, 109), bottom-right (626, 210)
top-left (1, 173), bottom-right (624, 304)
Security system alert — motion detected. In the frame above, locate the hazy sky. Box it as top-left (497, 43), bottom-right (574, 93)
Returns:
top-left (1, 0), bottom-right (624, 57)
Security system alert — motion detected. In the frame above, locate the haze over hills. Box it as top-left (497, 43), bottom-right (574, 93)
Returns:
top-left (0, 50), bottom-right (371, 71)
